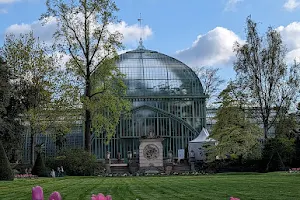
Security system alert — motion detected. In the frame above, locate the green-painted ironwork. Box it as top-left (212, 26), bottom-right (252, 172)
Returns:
top-left (91, 47), bottom-right (207, 159)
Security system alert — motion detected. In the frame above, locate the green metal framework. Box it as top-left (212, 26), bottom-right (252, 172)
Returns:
top-left (20, 46), bottom-right (207, 163)
top-left (92, 46), bottom-right (207, 159)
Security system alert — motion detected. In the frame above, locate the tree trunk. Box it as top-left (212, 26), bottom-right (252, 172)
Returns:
top-left (84, 72), bottom-right (92, 153)
top-left (263, 123), bottom-right (268, 140)
top-left (30, 133), bottom-right (35, 165)
top-left (84, 109), bottom-right (92, 153)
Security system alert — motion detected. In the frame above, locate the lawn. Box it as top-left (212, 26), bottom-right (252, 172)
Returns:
top-left (0, 172), bottom-right (299, 200)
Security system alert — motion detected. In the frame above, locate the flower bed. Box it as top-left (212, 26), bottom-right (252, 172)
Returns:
top-left (97, 171), bottom-right (211, 177)
top-left (289, 168), bottom-right (300, 173)
top-left (32, 186), bottom-right (112, 200)
top-left (15, 174), bottom-right (38, 179)
top-left (31, 185), bottom-right (240, 200)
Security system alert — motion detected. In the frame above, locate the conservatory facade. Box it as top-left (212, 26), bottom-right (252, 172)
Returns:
top-left (91, 44), bottom-right (207, 159)
top-left (22, 44), bottom-right (207, 162)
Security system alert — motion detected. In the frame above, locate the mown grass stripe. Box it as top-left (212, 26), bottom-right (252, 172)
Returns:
top-left (1, 173), bottom-right (300, 200)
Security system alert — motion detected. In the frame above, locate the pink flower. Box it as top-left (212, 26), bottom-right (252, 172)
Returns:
top-left (91, 193), bottom-right (112, 200)
top-left (106, 195), bottom-right (112, 200)
top-left (230, 197), bottom-right (240, 200)
top-left (32, 186), bottom-right (44, 200)
top-left (49, 191), bottom-right (62, 200)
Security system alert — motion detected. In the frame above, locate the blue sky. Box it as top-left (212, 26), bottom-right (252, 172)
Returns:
top-left (1, 0), bottom-right (300, 82)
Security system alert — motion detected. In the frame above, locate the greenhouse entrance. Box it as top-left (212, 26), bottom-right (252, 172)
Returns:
top-left (92, 104), bottom-right (202, 161)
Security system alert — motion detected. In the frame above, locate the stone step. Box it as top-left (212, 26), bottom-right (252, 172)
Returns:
top-left (173, 165), bottom-right (191, 172)
top-left (110, 166), bottom-right (129, 174)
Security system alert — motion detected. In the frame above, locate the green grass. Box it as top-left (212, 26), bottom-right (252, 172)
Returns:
top-left (0, 172), bottom-right (300, 199)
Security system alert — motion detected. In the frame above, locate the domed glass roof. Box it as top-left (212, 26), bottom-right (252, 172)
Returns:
top-left (117, 46), bottom-right (204, 97)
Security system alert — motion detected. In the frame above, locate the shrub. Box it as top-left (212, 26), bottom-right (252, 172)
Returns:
top-left (0, 141), bottom-right (14, 180)
top-left (262, 138), bottom-right (295, 172)
top-left (32, 153), bottom-right (47, 177)
top-left (48, 149), bottom-right (98, 176)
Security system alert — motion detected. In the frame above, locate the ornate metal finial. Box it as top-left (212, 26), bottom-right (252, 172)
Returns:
top-left (137, 13), bottom-right (145, 49)
top-left (138, 37), bottom-right (145, 49)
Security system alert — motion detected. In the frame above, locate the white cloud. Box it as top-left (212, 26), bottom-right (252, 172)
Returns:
top-left (5, 17), bottom-right (152, 47)
top-left (277, 22), bottom-right (300, 62)
top-left (5, 17), bottom-right (58, 44)
top-left (224, 0), bottom-right (244, 11)
top-left (0, 8), bottom-right (7, 13)
top-left (277, 22), bottom-right (300, 50)
top-left (108, 21), bottom-right (152, 45)
top-left (175, 27), bottom-right (243, 67)
top-left (284, 0), bottom-right (300, 11)
top-left (5, 17), bottom-right (152, 70)
top-left (286, 49), bottom-right (300, 63)
top-left (176, 21), bottom-right (300, 68)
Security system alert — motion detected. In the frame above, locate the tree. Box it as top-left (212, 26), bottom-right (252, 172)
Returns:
top-left (2, 32), bottom-right (54, 165)
top-left (0, 56), bottom-right (24, 161)
top-left (0, 140), bottom-right (14, 181)
top-left (32, 152), bottom-right (47, 177)
top-left (0, 57), bottom-right (17, 176)
top-left (193, 66), bottom-right (225, 105)
top-left (210, 83), bottom-right (262, 161)
top-left (234, 17), bottom-right (300, 139)
top-left (262, 112), bottom-right (299, 171)
top-left (2, 32), bottom-right (78, 164)
top-left (42, 0), bottom-right (130, 152)
top-left (262, 137), bottom-right (295, 171)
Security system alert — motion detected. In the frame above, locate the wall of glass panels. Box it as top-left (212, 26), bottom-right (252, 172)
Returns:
top-left (116, 49), bottom-right (203, 97)
top-left (91, 48), bottom-right (207, 160)
top-left (22, 126), bottom-right (83, 163)
top-left (92, 97), bottom-right (206, 159)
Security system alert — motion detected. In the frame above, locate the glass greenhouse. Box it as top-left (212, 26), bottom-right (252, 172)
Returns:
top-left (91, 44), bottom-right (207, 159)
top-left (22, 44), bottom-right (207, 162)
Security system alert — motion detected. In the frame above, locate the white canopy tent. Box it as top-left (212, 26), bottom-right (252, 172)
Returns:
top-left (188, 128), bottom-right (216, 162)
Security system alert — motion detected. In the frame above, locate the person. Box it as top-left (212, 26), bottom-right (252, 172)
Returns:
top-left (117, 152), bottom-right (121, 163)
top-left (57, 167), bottom-right (61, 177)
top-left (167, 150), bottom-right (173, 163)
top-left (60, 166), bottom-right (64, 177)
top-left (50, 169), bottom-right (56, 178)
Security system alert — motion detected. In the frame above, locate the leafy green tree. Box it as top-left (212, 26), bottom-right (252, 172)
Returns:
top-left (234, 16), bottom-right (300, 139)
top-left (0, 56), bottom-right (24, 161)
top-left (262, 138), bottom-right (295, 171)
top-left (2, 32), bottom-right (79, 164)
top-left (275, 113), bottom-right (298, 139)
top-left (32, 152), bottom-right (47, 177)
top-left (192, 66), bottom-right (225, 106)
top-left (262, 113), bottom-right (299, 171)
top-left (42, 0), bottom-right (130, 152)
top-left (210, 83), bottom-right (263, 161)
